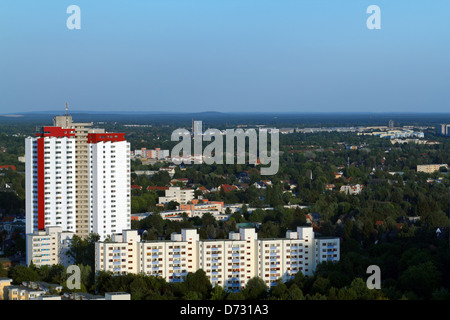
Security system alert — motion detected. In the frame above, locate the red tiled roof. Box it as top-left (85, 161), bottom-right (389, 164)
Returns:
top-left (147, 186), bottom-right (169, 191)
top-left (0, 165), bottom-right (16, 171)
top-left (220, 184), bottom-right (238, 193)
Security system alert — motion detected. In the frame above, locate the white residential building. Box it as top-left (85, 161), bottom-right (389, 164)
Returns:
top-left (417, 164), bottom-right (448, 174)
top-left (158, 187), bottom-right (194, 205)
top-left (340, 184), bottom-right (364, 195)
top-left (315, 238), bottom-right (341, 265)
top-left (26, 226), bottom-right (75, 267)
top-left (95, 226), bottom-right (340, 291)
top-left (25, 114), bottom-right (131, 241)
top-left (105, 292), bottom-right (131, 300)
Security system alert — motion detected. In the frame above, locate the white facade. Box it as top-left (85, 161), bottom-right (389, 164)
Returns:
top-left (26, 226), bottom-right (75, 267)
top-left (95, 227), bottom-right (340, 291)
top-left (340, 184), bottom-right (363, 195)
top-left (25, 117), bottom-right (131, 242)
top-left (105, 292), bottom-right (131, 300)
top-left (199, 228), bottom-right (258, 291)
top-left (417, 164), bottom-right (448, 173)
top-left (314, 238), bottom-right (340, 265)
top-left (158, 187), bottom-right (195, 204)
top-left (89, 140), bottom-right (131, 240)
top-left (25, 136), bottom-right (76, 234)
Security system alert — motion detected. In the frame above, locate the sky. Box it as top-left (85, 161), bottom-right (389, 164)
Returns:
top-left (0, 0), bottom-right (449, 114)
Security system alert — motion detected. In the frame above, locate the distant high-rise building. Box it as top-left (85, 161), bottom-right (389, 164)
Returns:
top-left (388, 120), bottom-right (395, 128)
top-left (25, 111), bottom-right (131, 241)
top-left (437, 124), bottom-right (450, 136)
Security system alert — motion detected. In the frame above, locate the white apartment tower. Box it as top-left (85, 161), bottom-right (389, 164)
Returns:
top-left (25, 113), bottom-right (131, 241)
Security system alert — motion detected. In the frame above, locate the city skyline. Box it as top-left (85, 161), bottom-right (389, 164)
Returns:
top-left (1, 0), bottom-right (449, 114)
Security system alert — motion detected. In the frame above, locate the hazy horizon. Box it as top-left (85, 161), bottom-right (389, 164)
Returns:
top-left (1, 0), bottom-right (449, 114)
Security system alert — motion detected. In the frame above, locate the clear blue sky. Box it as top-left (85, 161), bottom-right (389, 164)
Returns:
top-left (0, 0), bottom-right (449, 113)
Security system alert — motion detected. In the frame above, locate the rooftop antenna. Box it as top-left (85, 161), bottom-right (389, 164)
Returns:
top-left (64, 102), bottom-right (70, 128)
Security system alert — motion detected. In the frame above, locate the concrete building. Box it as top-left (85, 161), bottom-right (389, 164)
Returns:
top-left (105, 292), bottom-right (131, 300)
top-left (3, 285), bottom-right (44, 300)
top-left (25, 113), bottom-right (131, 241)
top-left (26, 226), bottom-right (75, 267)
top-left (179, 200), bottom-right (224, 214)
top-left (134, 148), bottom-right (169, 160)
top-left (388, 120), bottom-right (395, 129)
top-left (417, 164), bottom-right (448, 173)
top-left (437, 124), bottom-right (450, 136)
top-left (340, 184), bottom-right (364, 195)
top-left (0, 278), bottom-right (12, 300)
top-left (158, 187), bottom-right (194, 205)
top-left (95, 226), bottom-right (340, 291)
top-left (37, 295), bottom-right (62, 300)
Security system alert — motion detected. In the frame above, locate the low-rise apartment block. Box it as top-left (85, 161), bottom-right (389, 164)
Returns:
top-left (158, 187), bottom-right (195, 205)
top-left (417, 164), bottom-right (448, 173)
top-left (340, 184), bottom-right (364, 195)
top-left (95, 226), bottom-right (340, 291)
top-left (26, 226), bottom-right (75, 267)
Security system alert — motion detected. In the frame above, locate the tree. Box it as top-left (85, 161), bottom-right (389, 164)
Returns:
top-left (130, 276), bottom-right (149, 300)
top-left (291, 207), bottom-right (306, 227)
top-left (0, 263), bottom-right (8, 277)
top-left (210, 285), bottom-right (226, 300)
top-left (242, 277), bottom-right (268, 300)
top-left (225, 291), bottom-right (246, 300)
top-left (201, 212), bottom-right (216, 227)
top-left (311, 276), bottom-right (331, 295)
top-left (167, 200), bottom-right (180, 211)
top-left (66, 233), bottom-right (100, 269)
top-left (269, 279), bottom-right (288, 299)
top-left (183, 270), bottom-right (212, 300)
top-left (398, 261), bottom-right (441, 299)
top-left (230, 211), bottom-right (244, 223)
top-left (258, 221), bottom-right (280, 238)
top-left (8, 265), bottom-right (40, 284)
top-left (343, 220), bottom-right (354, 241)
